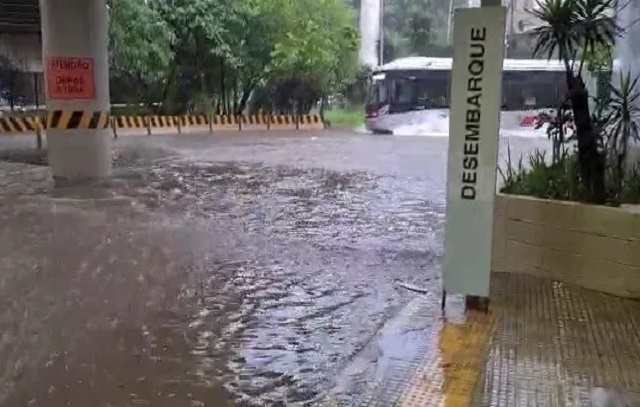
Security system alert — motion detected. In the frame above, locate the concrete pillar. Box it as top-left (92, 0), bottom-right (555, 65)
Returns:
top-left (40, 0), bottom-right (111, 183)
top-left (358, 0), bottom-right (382, 66)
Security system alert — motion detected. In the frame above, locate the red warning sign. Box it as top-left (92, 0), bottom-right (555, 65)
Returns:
top-left (46, 57), bottom-right (96, 100)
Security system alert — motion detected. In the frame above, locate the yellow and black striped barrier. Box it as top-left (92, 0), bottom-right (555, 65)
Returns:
top-left (46, 111), bottom-right (110, 130)
top-left (298, 114), bottom-right (324, 130)
top-left (180, 115), bottom-right (208, 127)
top-left (211, 115), bottom-right (239, 131)
top-left (240, 114), bottom-right (269, 130)
top-left (148, 115), bottom-right (176, 128)
top-left (0, 113), bottom-right (325, 139)
top-left (114, 116), bottom-right (147, 129)
top-left (0, 116), bottom-right (43, 133)
top-left (270, 115), bottom-right (297, 129)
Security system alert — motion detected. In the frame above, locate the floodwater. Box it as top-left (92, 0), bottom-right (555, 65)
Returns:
top-left (0, 131), bottom-right (548, 406)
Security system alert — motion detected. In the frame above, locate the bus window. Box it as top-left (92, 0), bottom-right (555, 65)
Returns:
top-left (416, 75), bottom-right (450, 108)
top-left (384, 70), bottom-right (451, 113)
top-left (366, 80), bottom-right (388, 106)
top-left (365, 79), bottom-right (390, 118)
top-left (502, 71), bottom-right (566, 111)
top-left (394, 78), bottom-right (418, 105)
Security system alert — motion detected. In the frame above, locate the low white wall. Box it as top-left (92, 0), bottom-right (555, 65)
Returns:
top-left (493, 194), bottom-right (640, 298)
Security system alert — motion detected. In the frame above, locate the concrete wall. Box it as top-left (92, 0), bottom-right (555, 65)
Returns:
top-left (0, 33), bottom-right (42, 73)
top-left (492, 194), bottom-right (640, 298)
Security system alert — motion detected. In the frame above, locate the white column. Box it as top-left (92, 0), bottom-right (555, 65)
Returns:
top-left (40, 0), bottom-right (111, 183)
top-left (358, 0), bottom-right (382, 66)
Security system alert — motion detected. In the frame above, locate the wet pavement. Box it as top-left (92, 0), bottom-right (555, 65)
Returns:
top-left (0, 131), bottom-right (639, 406)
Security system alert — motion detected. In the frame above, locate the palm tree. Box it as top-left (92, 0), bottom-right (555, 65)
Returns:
top-left (607, 71), bottom-right (640, 197)
top-left (529, 0), bottom-right (621, 204)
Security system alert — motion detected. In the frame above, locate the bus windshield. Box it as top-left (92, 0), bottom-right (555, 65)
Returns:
top-left (365, 68), bottom-right (567, 116)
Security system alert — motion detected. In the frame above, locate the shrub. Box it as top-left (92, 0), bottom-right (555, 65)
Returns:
top-left (500, 146), bottom-right (640, 206)
top-left (499, 145), bottom-right (581, 202)
top-left (500, 67), bottom-right (640, 207)
top-left (621, 165), bottom-right (640, 204)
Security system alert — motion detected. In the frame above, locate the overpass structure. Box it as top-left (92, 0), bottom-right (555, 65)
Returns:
top-left (0, 0), bottom-right (39, 32)
top-left (1, 0), bottom-right (109, 182)
top-left (0, 0), bottom-right (42, 108)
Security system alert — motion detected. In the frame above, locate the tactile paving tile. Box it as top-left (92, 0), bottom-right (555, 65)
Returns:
top-left (476, 273), bottom-right (640, 407)
top-left (353, 273), bottom-right (640, 407)
top-left (396, 310), bottom-right (495, 407)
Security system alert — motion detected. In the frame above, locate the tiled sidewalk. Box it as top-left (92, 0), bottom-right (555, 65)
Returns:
top-left (358, 273), bottom-right (640, 406)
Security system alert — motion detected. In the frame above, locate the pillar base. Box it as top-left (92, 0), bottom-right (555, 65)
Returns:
top-left (47, 129), bottom-right (112, 182)
top-left (465, 295), bottom-right (490, 313)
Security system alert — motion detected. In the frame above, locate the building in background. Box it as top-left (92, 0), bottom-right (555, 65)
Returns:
top-left (503, 0), bottom-right (543, 58)
top-left (447, 0), bottom-right (542, 58)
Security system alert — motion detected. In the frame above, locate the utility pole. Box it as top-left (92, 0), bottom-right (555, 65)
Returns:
top-left (447, 0), bottom-right (454, 45)
top-left (378, 0), bottom-right (384, 65)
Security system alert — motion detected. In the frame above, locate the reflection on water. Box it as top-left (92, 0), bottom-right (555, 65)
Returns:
top-left (120, 160), bottom-right (444, 404)
top-left (0, 148), bottom-right (444, 406)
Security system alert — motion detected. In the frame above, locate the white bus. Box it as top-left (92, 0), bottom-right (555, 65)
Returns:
top-left (364, 56), bottom-right (569, 135)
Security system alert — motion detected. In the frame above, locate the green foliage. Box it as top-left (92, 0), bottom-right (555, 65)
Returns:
top-left (529, 0), bottom-right (621, 204)
top-left (602, 70), bottom-right (640, 201)
top-left (382, 0), bottom-right (453, 61)
top-left (500, 146), bottom-right (640, 205)
top-left (584, 43), bottom-right (614, 72)
top-left (501, 70), bottom-right (640, 207)
top-left (324, 107), bottom-right (364, 128)
top-left (620, 165), bottom-right (640, 204)
top-left (109, 0), bottom-right (175, 105)
top-left (268, 0), bottom-right (359, 93)
top-left (108, 0), bottom-right (360, 114)
top-left (530, 0), bottom-right (620, 73)
top-left (499, 146), bottom-right (582, 201)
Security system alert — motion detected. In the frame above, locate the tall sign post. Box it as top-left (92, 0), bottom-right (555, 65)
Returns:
top-left (442, 6), bottom-right (506, 311)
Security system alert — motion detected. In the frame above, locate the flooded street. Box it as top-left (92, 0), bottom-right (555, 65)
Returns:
top-left (0, 131), bottom-right (548, 406)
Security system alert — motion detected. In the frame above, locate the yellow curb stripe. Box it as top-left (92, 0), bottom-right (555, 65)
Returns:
top-left (398, 311), bottom-right (495, 407)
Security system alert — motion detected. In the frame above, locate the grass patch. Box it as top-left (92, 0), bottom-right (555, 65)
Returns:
top-left (111, 105), bottom-right (154, 116)
top-left (324, 107), bottom-right (364, 128)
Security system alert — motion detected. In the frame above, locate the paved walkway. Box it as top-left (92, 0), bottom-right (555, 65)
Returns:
top-left (347, 273), bottom-right (640, 406)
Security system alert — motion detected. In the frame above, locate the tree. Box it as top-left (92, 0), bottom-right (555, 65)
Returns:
top-left (224, 0), bottom-right (293, 113)
top-left (530, 0), bottom-right (621, 204)
top-left (606, 71), bottom-right (640, 198)
top-left (109, 0), bottom-right (175, 107)
top-left (152, 0), bottom-right (237, 113)
top-left (584, 43), bottom-right (614, 73)
top-left (381, 0), bottom-right (453, 61)
top-left (267, 0), bottom-right (359, 113)
top-left (107, 0), bottom-right (360, 115)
